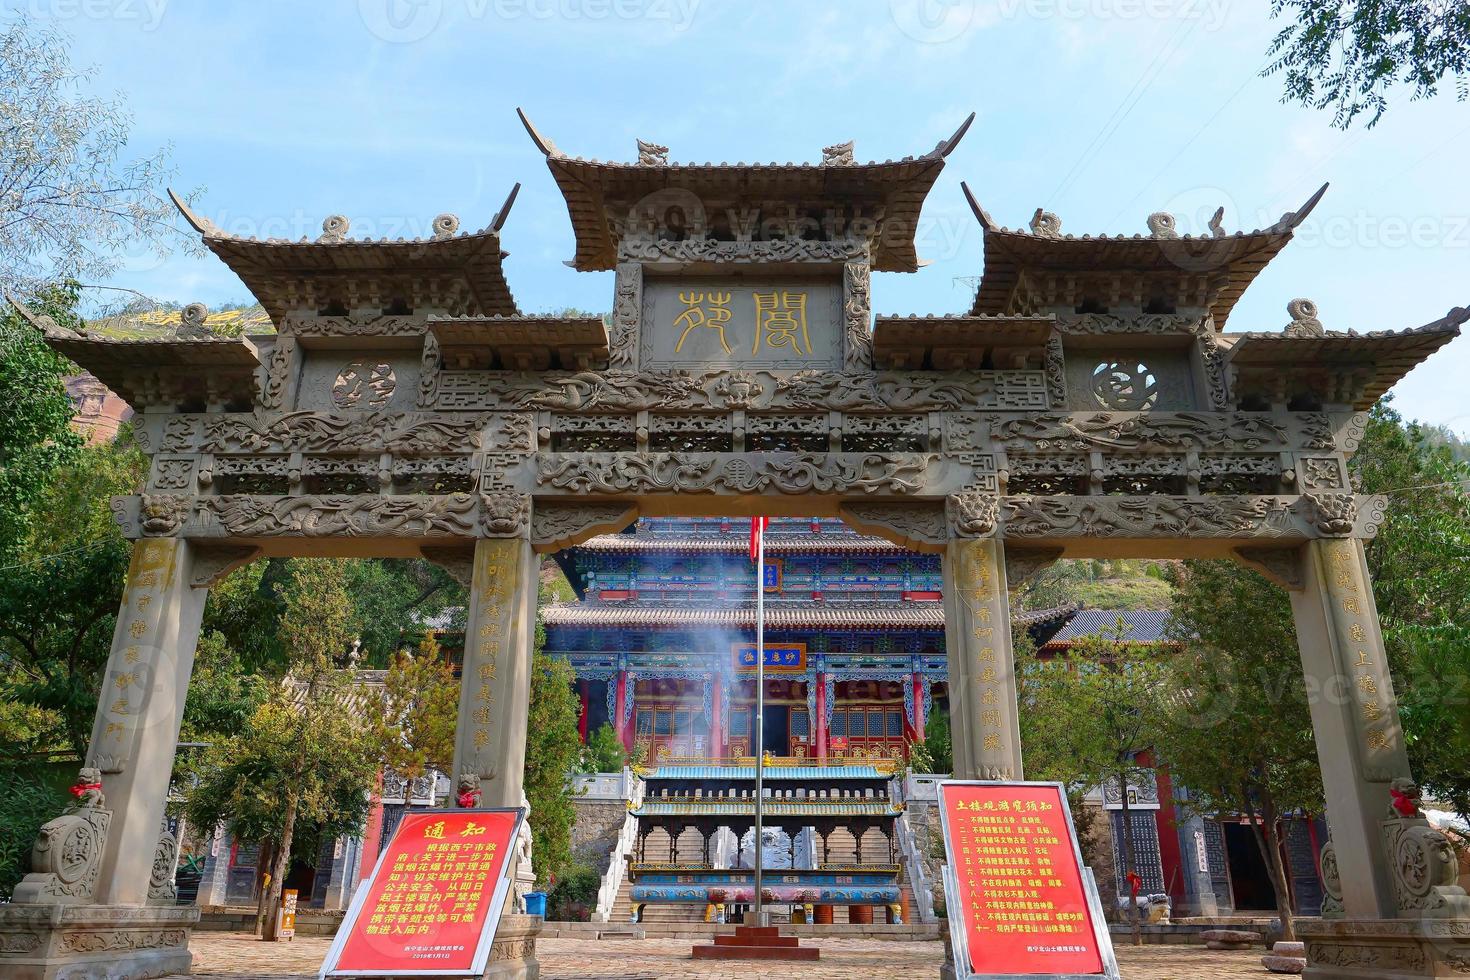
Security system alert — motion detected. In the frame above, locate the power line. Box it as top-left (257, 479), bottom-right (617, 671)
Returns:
top-left (1047, 15), bottom-right (1204, 209)
top-left (1105, 56), bottom-right (1273, 227)
top-left (0, 540), bottom-right (111, 573)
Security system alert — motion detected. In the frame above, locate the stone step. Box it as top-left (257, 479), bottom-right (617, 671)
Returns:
top-left (692, 944), bottom-right (821, 961)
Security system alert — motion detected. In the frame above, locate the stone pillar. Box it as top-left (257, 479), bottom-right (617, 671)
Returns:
top-left (709, 673), bottom-right (724, 759)
top-left (451, 535), bottom-right (537, 810)
top-left (941, 536), bottom-right (1022, 781)
top-left (88, 538), bottom-right (209, 905)
top-left (1288, 538), bottom-right (1411, 920)
top-left (911, 664), bottom-right (926, 745)
top-left (578, 680), bottom-right (590, 744)
top-left (614, 667), bottom-right (632, 752)
top-left (814, 664), bottom-right (828, 762)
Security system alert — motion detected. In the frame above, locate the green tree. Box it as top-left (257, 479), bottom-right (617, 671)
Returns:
top-left (1351, 402), bottom-right (1470, 821)
top-left (580, 722), bottom-right (629, 774)
top-left (374, 635), bottom-right (459, 779)
top-left (1266, 1), bottom-right (1470, 128)
top-left (181, 560), bottom-right (379, 940)
top-left (1159, 560), bottom-right (1324, 942)
top-left (0, 16), bottom-right (186, 295)
top-left (0, 285), bottom-right (84, 562)
top-left (1018, 623), bottom-right (1172, 944)
top-left (0, 428), bottom-right (144, 756)
top-left (523, 651), bottom-right (582, 886)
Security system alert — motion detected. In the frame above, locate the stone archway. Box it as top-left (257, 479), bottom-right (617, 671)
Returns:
top-left (4, 116), bottom-right (1467, 979)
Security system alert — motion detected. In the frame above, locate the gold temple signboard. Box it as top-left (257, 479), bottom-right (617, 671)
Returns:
top-left (640, 278), bottom-right (842, 370)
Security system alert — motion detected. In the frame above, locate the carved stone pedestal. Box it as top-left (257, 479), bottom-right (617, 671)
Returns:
top-left (1299, 918), bottom-right (1470, 978)
top-left (0, 903), bottom-right (198, 980)
top-left (482, 913), bottom-right (541, 980)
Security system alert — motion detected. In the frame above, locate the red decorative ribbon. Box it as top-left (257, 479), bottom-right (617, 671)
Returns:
top-left (70, 781), bottom-right (102, 797)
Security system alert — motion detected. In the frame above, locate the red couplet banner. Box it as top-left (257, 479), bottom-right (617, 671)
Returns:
top-left (938, 782), bottom-right (1107, 977)
top-left (322, 808), bottom-right (522, 977)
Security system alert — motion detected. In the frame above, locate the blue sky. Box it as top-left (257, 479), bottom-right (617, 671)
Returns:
top-left (39, 0), bottom-right (1470, 432)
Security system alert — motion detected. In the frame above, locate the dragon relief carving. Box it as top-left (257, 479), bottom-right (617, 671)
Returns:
top-left (617, 238), bottom-right (869, 264)
top-left (530, 503), bottom-right (638, 551)
top-left (609, 263), bottom-right (641, 369)
top-left (416, 332), bottom-right (441, 409)
top-left (258, 337), bottom-right (296, 410)
top-left (948, 491), bottom-right (1000, 537)
top-left (990, 412), bottom-right (1289, 452)
top-left (207, 494), bottom-right (479, 537)
top-left (836, 502), bottom-right (947, 551)
top-left (535, 453), bottom-right (933, 496)
top-left (1000, 495), bottom-right (1291, 538)
top-left (843, 261), bottom-right (873, 372)
top-left (200, 411), bottom-right (517, 455)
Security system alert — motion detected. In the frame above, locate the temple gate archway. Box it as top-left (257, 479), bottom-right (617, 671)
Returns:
top-left (7, 109), bottom-right (1468, 979)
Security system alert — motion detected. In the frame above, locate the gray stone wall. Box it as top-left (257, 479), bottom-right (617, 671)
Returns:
top-left (570, 801), bottom-right (629, 875)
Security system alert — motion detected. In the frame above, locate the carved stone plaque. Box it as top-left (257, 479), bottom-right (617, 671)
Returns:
top-left (639, 277), bottom-right (843, 371)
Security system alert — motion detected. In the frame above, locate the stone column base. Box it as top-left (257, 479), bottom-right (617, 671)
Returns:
top-left (1300, 918), bottom-right (1470, 978)
top-left (482, 913), bottom-right (541, 980)
top-left (0, 903), bottom-right (198, 980)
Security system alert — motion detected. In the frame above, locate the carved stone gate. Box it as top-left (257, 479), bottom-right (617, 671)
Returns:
top-left (4, 112), bottom-right (1468, 979)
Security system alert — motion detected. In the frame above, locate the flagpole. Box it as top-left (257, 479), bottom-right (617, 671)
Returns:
top-left (753, 519), bottom-right (766, 926)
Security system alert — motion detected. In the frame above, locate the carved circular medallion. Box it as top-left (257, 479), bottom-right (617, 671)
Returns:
top-left (1091, 361), bottom-right (1159, 410)
top-left (332, 362), bottom-right (396, 410)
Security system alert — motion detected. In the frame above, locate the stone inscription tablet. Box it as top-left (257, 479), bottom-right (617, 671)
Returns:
top-left (640, 277), bottom-right (842, 371)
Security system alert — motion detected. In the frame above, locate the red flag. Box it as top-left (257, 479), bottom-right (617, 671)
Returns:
top-left (748, 517), bottom-right (769, 563)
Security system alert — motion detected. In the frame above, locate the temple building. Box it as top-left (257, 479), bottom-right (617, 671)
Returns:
top-left (545, 516), bottom-right (948, 762)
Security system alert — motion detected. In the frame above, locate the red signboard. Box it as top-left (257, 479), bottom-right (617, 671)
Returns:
top-left (938, 781), bottom-right (1113, 978)
top-left (322, 808), bottom-right (523, 977)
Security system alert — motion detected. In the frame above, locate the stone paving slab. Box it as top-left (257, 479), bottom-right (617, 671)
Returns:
top-left (173, 931), bottom-right (1269, 979)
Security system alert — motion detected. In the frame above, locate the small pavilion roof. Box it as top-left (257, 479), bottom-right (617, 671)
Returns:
top-left (167, 187), bottom-right (522, 319)
top-left (7, 293), bottom-right (260, 409)
top-left (541, 604), bottom-right (945, 630)
top-left (870, 313), bottom-right (1055, 370)
top-left (961, 181), bottom-right (1328, 329)
top-left (428, 313), bottom-right (609, 370)
top-left (633, 799), bottom-right (900, 818)
top-left (641, 764), bottom-right (889, 781)
top-left (575, 533), bottom-right (907, 554)
top-left (1222, 306), bottom-right (1465, 410)
top-left (518, 107), bottom-right (974, 273)
top-left (1040, 608), bottom-right (1178, 649)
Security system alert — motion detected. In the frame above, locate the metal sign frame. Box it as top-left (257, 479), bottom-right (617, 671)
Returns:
top-left (937, 780), bottom-right (1120, 980)
top-left (318, 806), bottom-right (527, 979)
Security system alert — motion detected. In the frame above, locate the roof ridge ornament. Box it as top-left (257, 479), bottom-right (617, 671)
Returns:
top-left (822, 141), bottom-right (855, 166)
top-left (1208, 206), bottom-right (1227, 238)
top-left (4, 290), bottom-right (79, 337)
top-left (1029, 208), bottom-right (1062, 238)
top-left (1270, 181), bottom-right (1330, 233)
top-left (1283, 298), bottom-right (1325, 338)
top-left (167, 187), bottom-right (221, 237)
top-left (174, 302), bottom-right (212, 339)
top-left (431, 214), bottom-right (460, 239)
top-left (515, 107), bottom-right (561, 158)
top-left (318, 215), bottom-right (350, 244)
top-left (636, 139), bottom-right (669, 166)
top-left (490, 182), bottom-right (520, 234)
top-left (933, 112), bottom-right (976, 158)
top-left (1146, 212), bottom-right (1178, 239)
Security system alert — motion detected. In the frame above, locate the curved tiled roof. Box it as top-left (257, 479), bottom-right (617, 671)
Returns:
top-left (961, 181), bottom-right (1328, 330)
top-left (542, 605), bottom-right (945, 629)
top-left (634, 799), bottom-right (900, 818)
top-left (577, 534), bottom-right (906, 554)
top-left (518, 108), bottom-right (973, 273)
top-left (1041, 608), bottom-right (1177, 646)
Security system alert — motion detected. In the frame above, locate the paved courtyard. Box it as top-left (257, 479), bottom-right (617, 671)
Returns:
top-left (173, 931), bottom-right (1273, 979)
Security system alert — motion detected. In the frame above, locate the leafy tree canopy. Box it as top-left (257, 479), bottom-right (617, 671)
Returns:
top-left (1266, 0), bottom-right (1470, 128)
